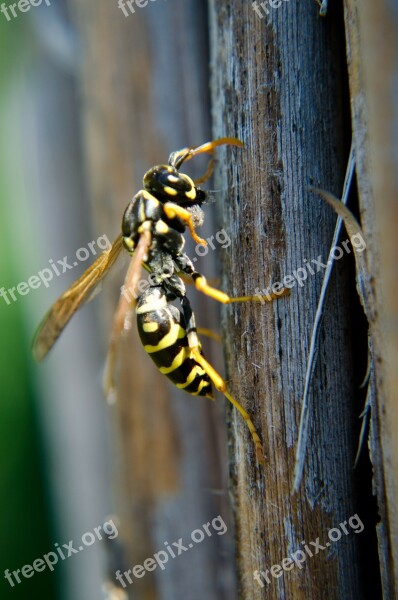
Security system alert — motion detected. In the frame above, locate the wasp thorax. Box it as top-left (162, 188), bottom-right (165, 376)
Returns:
top-left (143, 165), bottom-right (202, 205)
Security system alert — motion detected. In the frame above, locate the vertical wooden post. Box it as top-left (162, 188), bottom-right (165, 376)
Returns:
top-left (209, 1), bottom-right (378, 598)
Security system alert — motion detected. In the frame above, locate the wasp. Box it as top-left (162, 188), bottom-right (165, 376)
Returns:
top-left (33, 138), bottom-right (287, 463)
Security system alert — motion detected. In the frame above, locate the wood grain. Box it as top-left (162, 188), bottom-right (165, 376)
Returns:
top-left (209, 1), bottom-right (377, 598)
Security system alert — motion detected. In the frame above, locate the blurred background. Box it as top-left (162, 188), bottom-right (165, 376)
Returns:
top-left (0, 1), bottom-right (235, 599)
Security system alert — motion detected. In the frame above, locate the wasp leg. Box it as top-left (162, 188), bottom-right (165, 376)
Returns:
top-left (192, 273), bottom-right (290, 303)
top-left (163, 202), bottom-right (207, 246)
top-left (196, 327), bottom-right (221, 342)
top-left (103, 229), bottom-right (152, 402)
top-left (195, 348), bottom-right (264, 463)
top-left (192, 349), bottom-right (264, 463)
top-left (177, 272), bottom-right (219, 288)
top-left (193, 156), bottom-right (215, 185)
top-left (180, 295), bottom-right (264, 463)
top-left (174, 254), bottom-right (289, 304)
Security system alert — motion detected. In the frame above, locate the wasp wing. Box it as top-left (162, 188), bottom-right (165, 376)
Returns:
top-left (33, 234), bottom-right (124, 361)
top-left (103, 229), bottom-right (152, 401)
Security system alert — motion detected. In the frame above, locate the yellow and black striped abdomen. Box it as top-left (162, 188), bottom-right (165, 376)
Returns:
top-left (136, 288), bottom-right (212, 398)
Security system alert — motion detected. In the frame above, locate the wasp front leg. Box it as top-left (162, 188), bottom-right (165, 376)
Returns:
top-left (163, 202), bottom-right (207, 246)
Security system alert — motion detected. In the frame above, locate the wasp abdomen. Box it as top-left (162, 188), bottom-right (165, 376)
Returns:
top-left (136, 287), bottom-right (212, 397)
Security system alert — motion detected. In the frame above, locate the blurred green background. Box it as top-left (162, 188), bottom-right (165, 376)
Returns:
top-left (0, 17), bottom-right (57, 600)
top-left (0, 5), bottom-right (113, 598)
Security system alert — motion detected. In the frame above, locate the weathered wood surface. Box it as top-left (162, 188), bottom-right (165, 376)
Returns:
top-left (69, 1), bottom-right (235, 599)
top-left (344, 1), bottom-right (398, 596)
top-left (209, 1), bottom-right (380, 598)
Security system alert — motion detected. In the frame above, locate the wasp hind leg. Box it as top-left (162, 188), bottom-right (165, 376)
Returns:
top-left (192, 348), bottom-right (264, 464)
top-left (196, 327), bottom-right (221, 342)
top-left (179, 295), bottom-right (264, 464)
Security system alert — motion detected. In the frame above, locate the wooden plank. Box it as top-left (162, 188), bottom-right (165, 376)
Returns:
top-left (209, 1), bottom-right (377, 598)
top-left (344, 1), bottom-right (398, 596)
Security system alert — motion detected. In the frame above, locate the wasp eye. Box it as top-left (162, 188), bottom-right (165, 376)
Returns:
top-left (143, 166), bottom-right (199, 204)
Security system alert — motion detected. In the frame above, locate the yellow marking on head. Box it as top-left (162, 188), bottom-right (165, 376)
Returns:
top-left (142, 321), bottom-right (159, 333)
top-left (156, 220), bottom-right (169, 235)
top-left (164, 186), bottom-right (178, 196)
top-left (159, 347), bottom-right (188, 374)
top-left (176, 365), bottom-right (207, 389)
top-left (144, 322), bottom-right (186, 353)
top-left (185, 187), bottom-right (196, 200)
top-left (167, 174), bottom-right (180, 183)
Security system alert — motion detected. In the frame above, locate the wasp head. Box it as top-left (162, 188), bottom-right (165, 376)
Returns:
top-left (143, 165), bottom-right (206, 206)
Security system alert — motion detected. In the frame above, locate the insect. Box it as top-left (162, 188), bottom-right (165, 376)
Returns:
top-left (33, 138), bottom-right (287, 463)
